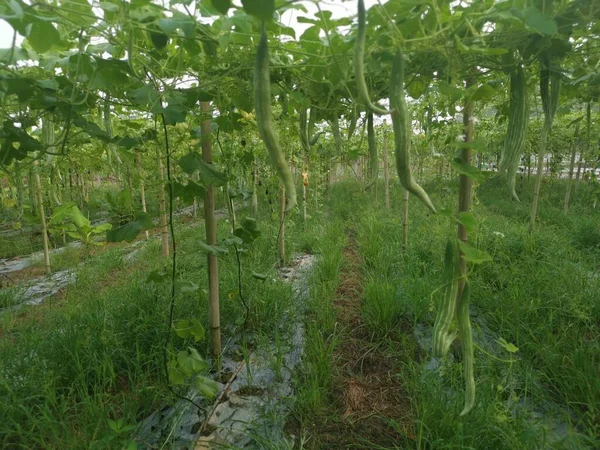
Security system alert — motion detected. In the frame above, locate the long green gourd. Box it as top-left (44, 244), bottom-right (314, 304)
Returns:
top-left (254, 28), bottom-right (297, 211)
top-left (355, 0), bottom-right (389, 115)
top-left (389, 48), bottom-right (436, 213)
top-left (432, 239), bottom-right (460, 357)
top-left (365, 112), bottom-right (379, 189)
top-left (457, 279), bottom-right (475, 416)
top-left (499, 65), bottom-right (528, 202)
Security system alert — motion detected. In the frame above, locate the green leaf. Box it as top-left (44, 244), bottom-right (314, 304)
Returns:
top-left (174, 319), bottom-right (205, 342)
top-left (470, 84), bottom-right (495, 102)
top-left (0, 47), bottom-right (28, 64)
top-left (437, 207), bottom-right (454, 218)
top-left (211, 0), bottom-right (232, 15)
top-left (106, 213), bottom-right (153, 243)
top-left (27, 21), bottom-right (61, 54)
top-left (189, 319), bottom-right (205, 342)
top-left (234, 216), bottom-right (261, 244)
top-left (198, 160), bottom-right (227, 186)
top-left (174, 319), bottom-right (192, 339)
top-left (221, 236), bottom-right (244, 246)
top-left (523, 7), bottom-right (557, 36)
top-left (158, 14), bottom-right (196, 38)
top-left (149, 30), bottom-right (169, 50)
top-left (172, 180), bottom-right (206, 204)
top-left (0, 0), bottom-right (24, 19)
top-left (198, 241), bottom-right (228, 256)
top-left (451, 157), bottom-right (486, 181)
top-left (167, 359), bottom-right (186, 385)
top-left (456, 212), bottom-right (477, 232)
top-left (252, 272), bottom-right (268, 281)
top-left (457, 240), bottom-right (492, 264)
top-left (147, 270), bottom-right (169, 283)
top-left (99, 2), bottom-right (119, 13)
top-left (178, 152), bottom-right (202, 174)
top-left (175, 280), bottom-right (200, 294)
top-left (497, 337), bottom-right (519, 353)
top-left (195, 376), bottom-right (219, 398)
top-left (241, 0), bottom-right (275, 21)
top-left (438, 82), bottom-right (463, 101)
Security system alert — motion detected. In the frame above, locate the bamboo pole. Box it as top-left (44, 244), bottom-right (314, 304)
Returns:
top-left (563, 126), bottom-right (579, 212)
top-left (201, 101), bottom-right (221, 362)
top-left (136, 151), bottom-right (149, 240)
top-left (34, 161), bottom-right (50, 275)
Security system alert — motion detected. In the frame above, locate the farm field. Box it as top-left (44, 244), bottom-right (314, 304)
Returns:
top-left (1, 1), bottom-right (599, 449)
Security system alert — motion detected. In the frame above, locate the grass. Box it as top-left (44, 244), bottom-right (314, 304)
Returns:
top-left (291, 176), bottom-right (598, 449)
top-left (1, 175), bottom-right (599, 449)
top-left (0, 192), bottom-right (324, 449)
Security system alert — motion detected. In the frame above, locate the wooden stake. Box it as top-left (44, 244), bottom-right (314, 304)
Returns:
top-left (201, 101), bottom-right (221, 362)
top-left (136, 151), bottom-right (149, 240)
top-left (34, 161), bottom-right (50, 275)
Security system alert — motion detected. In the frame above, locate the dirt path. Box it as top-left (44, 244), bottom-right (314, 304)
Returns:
top-left (317, 229), bottom-right (415, 448)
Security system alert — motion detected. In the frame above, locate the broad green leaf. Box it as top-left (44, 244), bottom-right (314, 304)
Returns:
top-left (99, 2), bottom-right (119, 13)
top-left (167, 359), bottom-right (186, 385)
top-left (158, 14), bottom-right (196, 38)
top-left (211, 0), bottom-right (232, 15)
top-left (252, 272), bottom-right (268, 281)
top-left (523, 7), bottom-right (557, 36)
top-left (198, 241), bottom-right (228, 256)
top-left (497, 337), bottom-right (519, 353)
top-left (451, 157), bottom-right (486, 181)
top-left (471, 84), bottom-right (495, 102)
top-left (189, 319), bottom-right (205, 342)
top-left (456, 212), bottom-right (477, 232)
top-left (221, 236), bottom-right (244, 247)
top-left (174, 319), bottom-right (192, 339)
top-left (179, 152), bottom-right (202, 174)
top-left (172, 180), bottom-right (206, 204)
top-left (241, 0), bottom-right (275, 21)
top-left (0, 47), bottom-right (28, 64)
top-left (175, 280), bottom-right (200, 294)
top-left (65, 0), bottom-right (96, 26)
top-left (147, 270), bottom-right (169, 283)
top-left (457, 240), bottom-right (492, 264)
top-left (27, 21), bottom-right (61, 54)
top-left (91, 223), bottom-right (113, 234)
top-left (195, 376), bottom-right (218, 398)
top-left (438, 82), bottom-right (463, 101)
top-left (234, 216), bottom-right (261, 244)
top-left (0, 0), bottom-right (24, 19)
top-left (106, 213), bottom-right (153, 243)
top-left (198, 160), bottom-right (227, 186)
top-left (149, 30), bottom-right (169, 50)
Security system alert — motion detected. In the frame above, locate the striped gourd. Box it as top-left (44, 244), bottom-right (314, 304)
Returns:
top-left (499, 65), bottom-right (528, 202)
top-left (432, 239), bottom-right (460, 358)
top-left (389, 48), bottom-right (436, 213)
top-left (254, 28), bottom-right (296, 211)
top-left (457, 279), bottom-right (475, 416)
top-left (354, 0), bottom-right (389, 115)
